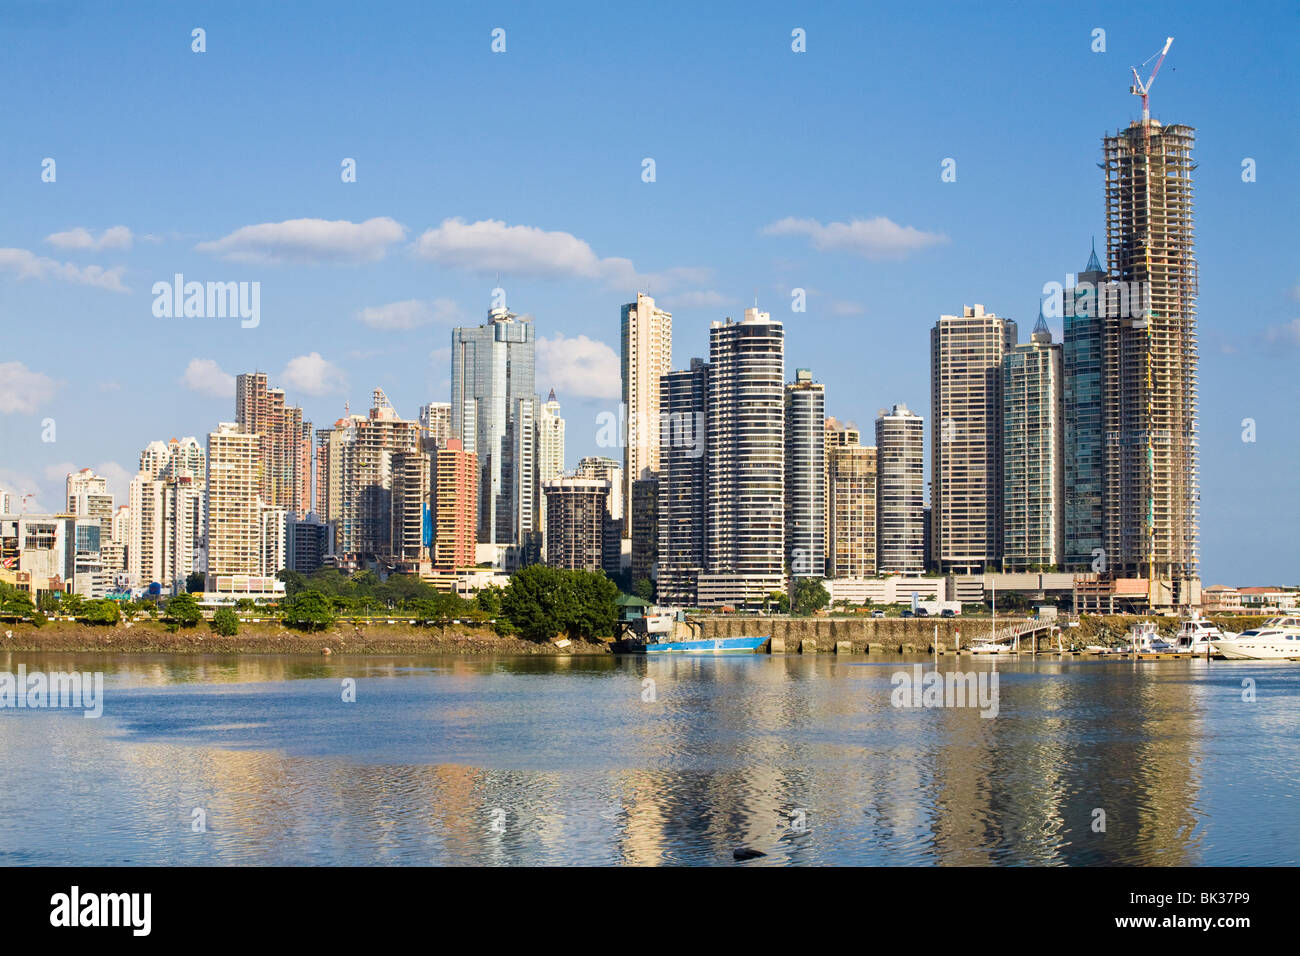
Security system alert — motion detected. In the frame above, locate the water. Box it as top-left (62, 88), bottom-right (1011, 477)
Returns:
top-left (1, 650), bottom-right (1296, 865)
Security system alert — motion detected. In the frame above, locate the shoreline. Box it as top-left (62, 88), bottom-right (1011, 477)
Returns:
top-left (0, 622), bottom-right (610, 656)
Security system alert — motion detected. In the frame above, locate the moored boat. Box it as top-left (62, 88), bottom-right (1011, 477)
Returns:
top-left (1124, 620), bottom-right (1175, 654)
top-left (1212, 616), bottom-right (1300, 660)
top-left (626, 634), bottom-right (769, 654)
top-left (1172, 616), bottom-right (1234, 655)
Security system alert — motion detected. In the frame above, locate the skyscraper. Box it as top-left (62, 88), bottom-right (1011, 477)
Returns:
top-left (1064, 245), bottom-right (1107, 570)
top-left (204, 423), bottom-right (261, 579)
top-left (335, 389), bottom-right (420, 565)
top-left (129, 438), bottom-right (206, 591)
top-left (1102, 118), bottom-right (1199, 605)
top-left (432, 439), bottom-right (478, 571)
top-left (418, 402), bottom-right (452, 449)
top-left (829, 443), bottom-right (877, 578)
top-left (542, 476), bottom-right (611, 571)
top-left (875, 403), bottom-right (925, 574)
top-left (698, 308), bottom-right (785, 608)
top-left (536, 388), bottom-right (565, 544)
top-left (1002, 313), bottom-right (1064, 570)
top-left (620, 292), bottom-right (672, 534)
top-left (66, 469), bottom-right (121, 572)
top-left (656, 359), bottom-right (708, 605)
top-left (235, 372), bottom-right (312, 516)
top-left (784, 369), bottom-right (825, 579)
top-left (450, 303), bottom-right (537, 549)
top-left (823, 416), bottom-right (860, 568)
top-left (930, 304), bottom-right (1017, 573)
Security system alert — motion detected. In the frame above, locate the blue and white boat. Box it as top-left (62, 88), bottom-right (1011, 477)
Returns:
top-left (628, 635), bottom-right (769, 654)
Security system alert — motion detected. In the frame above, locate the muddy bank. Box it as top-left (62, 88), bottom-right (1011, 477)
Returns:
top-left (0, 621), bottom-right (611, 656)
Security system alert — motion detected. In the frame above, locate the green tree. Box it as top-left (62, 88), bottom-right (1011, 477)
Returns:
top-left (792, 578), bottom-right (830, 615)
top-left (473, 585), bottom-right (503, 617)
top-left (165, 591), bottom-right (203, 627)
top-left (501, 566), bottom-right (618, 642)
top-left (632, 577), bottom-right (655, 603)
top-left (0, 588), bottom-right (36, 620)
top-left (210, 607), bottom-right (240, 636)
top-left (276, 568), bottom-right (307, 597)
top-left (78, 599), bottom-right (121, 626)
top-left (185, 571), bottom-right (206, 593)
top-left (283, 590), bottom-right (335, 632)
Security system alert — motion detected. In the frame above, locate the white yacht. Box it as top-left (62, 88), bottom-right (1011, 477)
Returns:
top-left (1124, 620), bottom-right (1176, 653)
top-left (1172, 617), bottom-right (1235, 655)
top-left (1213, 616), bottom-right (1300, 660)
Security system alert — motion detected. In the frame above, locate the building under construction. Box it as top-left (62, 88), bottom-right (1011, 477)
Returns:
top-left (1101, 115), bottom-right (1199, 608)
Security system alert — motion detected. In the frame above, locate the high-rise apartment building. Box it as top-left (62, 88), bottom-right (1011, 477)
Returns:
top-left (930, 304), bottom-right (1017, 572)
top-left (321, 389), bottom-right (421, 565)
top-left (630, 477), bottom-right (658, 585)
top-left (66, 469), bottom-right (122, 572)
top-left (542, 476), bottom-right (610, 571)
top-left (829, 443), bottom-right (877, 577)
top-left (620, 292), bottom-right (672, 534)
top-left (451, 304), bottom-right (537, 549)
top-left (698, 308), bottom-right (785, 607)
top-left (656, 359), bottom-right (708, 605)
top-left (824, 417), bottom-right (860, 567)
top-left (536, 388), bottom-right (565, 544)
top-left (389, 450), bottom-right (432, 566)
top-left (1102, 118), bottom-right (1199, 606)
top-left (1064, 246), bottom-right (1108, 570)
top-left (235, 372), bottom-right (312, 516)
top-left (875, 403), bottom-right (925, 574)
top-left (418, 402), bottom-right (452, 450)
top-left (205, 423), bottom-right (261, 578)
top-left (432, 439), bottom-right (478, 571)
top-left (131, 437), bottom-right (208, 588)
top-left (784, 369), bottom-right (825, 579)
top-left (1003, 314), bottom-right (1064, 570)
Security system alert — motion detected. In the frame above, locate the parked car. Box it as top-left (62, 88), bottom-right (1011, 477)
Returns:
top-left (901, 610), bottom-right (914, 618)
top-left (940, 609), bottom-right (956, 618)
top-left (871, 610), bottom-right (885, 618)
top-left (916, 608), bottom-right (929, 617)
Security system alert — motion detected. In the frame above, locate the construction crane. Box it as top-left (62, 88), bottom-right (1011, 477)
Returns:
top-left (1130, 36), bottom-right (1174, 123)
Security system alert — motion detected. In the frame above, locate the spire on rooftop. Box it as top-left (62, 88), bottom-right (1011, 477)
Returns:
top-left (1084, 237), bottom-right (1103, 275)
top-left (547, 388), bottom-right (557, 403)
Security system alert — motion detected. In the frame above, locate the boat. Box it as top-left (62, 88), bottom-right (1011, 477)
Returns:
top-left (1123, 620), bottom-right (1176, 654)
top-left (1212, 616), bottom-right (1300, 660)
top-left (969, 640), bottom-right (1015, 655)
top-left (626, 634), bottom-right (769, 655)
top-left (1171, 616), bottom-right (1234, 655)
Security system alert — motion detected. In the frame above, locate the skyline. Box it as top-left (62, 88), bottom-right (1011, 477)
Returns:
top-left (2, 1), bottom-right (1297, 584)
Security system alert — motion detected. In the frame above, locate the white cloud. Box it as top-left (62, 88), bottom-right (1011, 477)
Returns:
top-left (0, 247), bottom-right (128, 292)
top-left (281, 352), bottom-right (346, 396)
top-left (196, 217), bottom-right (406, 265)
top-left (91, 461), bottom-right (133, 500)
top-left (357, 297), bottom-right (463, 330)
top-left (0, 467), bottom-right (53, 514)
top-left (761, 216), bottom-right (949, 260)
top-left (0, 362), bottom-right (58, 414)
top-left (46, 225), bottom-right (134, 251)
top-left (665, 290), bottom-right (734, 309)
top-left (413, 218), bottom-right (709, 290)
top-left (829, 299), bottom-right (867, 317)
top-left (537, 334), bottom-right (620, 400)
top-left (1263, 319), bottom-right (1300, 349)
top-left (181, 358), bottom-right (235, 398)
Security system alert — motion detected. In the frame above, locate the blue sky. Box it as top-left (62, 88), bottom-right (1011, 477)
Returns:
top-left (1, 0), bottom-right (1296, 584)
